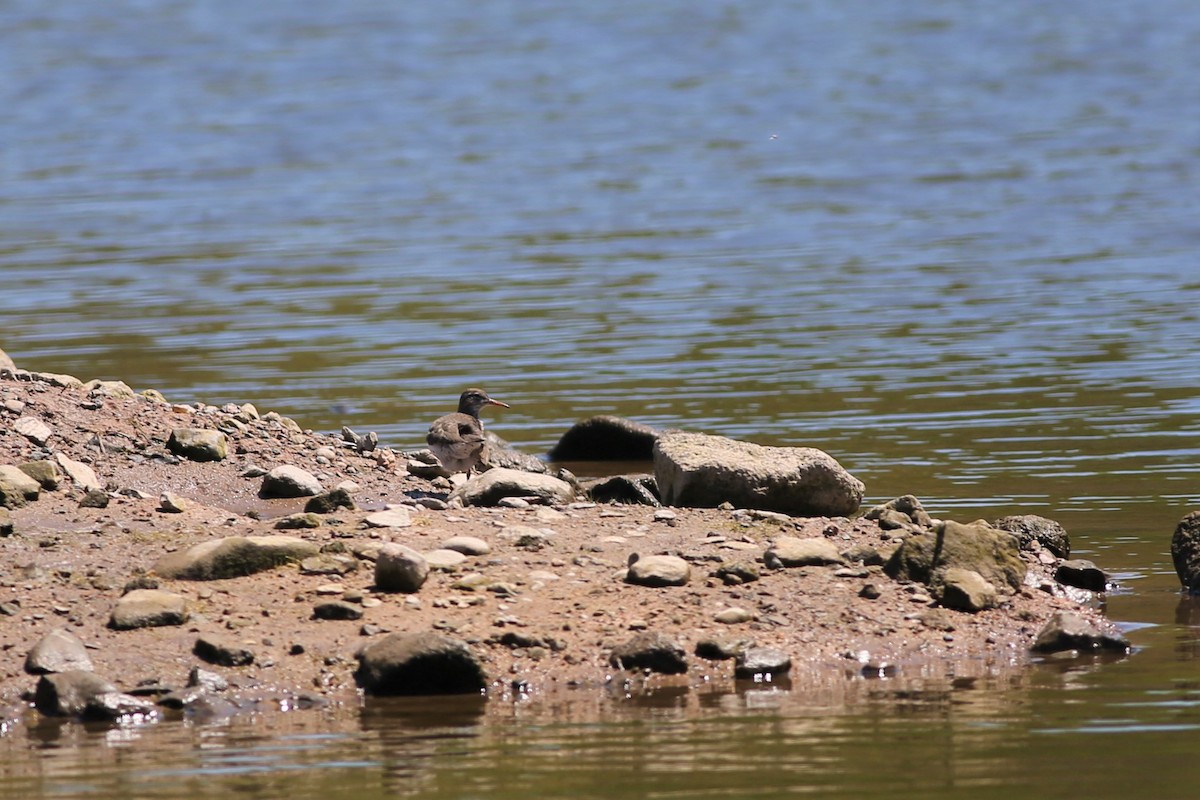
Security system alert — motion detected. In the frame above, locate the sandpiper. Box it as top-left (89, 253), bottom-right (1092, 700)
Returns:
top-left (426, 388), bottom-right (510, 476)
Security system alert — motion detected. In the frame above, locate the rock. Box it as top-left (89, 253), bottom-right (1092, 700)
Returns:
top-left (885, 520), bottom-right (1024, 591)
top-left (54, 453), bottom-right (102, 492)
top-left (548, 415), bottom-right (661, 461)
top-left (259, 465), bottom-right (323, 498)
top-left (109, 589), bottom-right (189, 630)
top-left (584, 474), bottom-right (661, 506)
top-left (449, 468), bottom-right (576, 507)
top-left (695, 637), bottom-right (753, 661)
top-left (275, 512), bottom-right (322, 530)
top-left (864, 495), bottom-right (933, 529)
top-left (0, 465), bottom-right (41, 508)
top-left (166, 428), bottom-right (228, 462)
top-left (734, 647), bottom-right (792, 679)
top-left (374, 543), bottom-right (429, 593)
top-left (355, 631), bottom-right (486, 696)
top-left (424, 549), bottom-right (468, 570)
top-left (937, 568), bottom-right (997, 612)
top-left (313, 601), bottom-right (364, 621)
top-left (714, 607), bottom-right (754, 624)
top-left (1171, 511), bottom-right (1200, 593)
top-left (714, 560), bottom-right (760, 585)
top-left (159, 492), bottom-right (190, 513)
top-left (652, 431), bottom-right (864, 516)
top-left (34, 670), bottom-right (154, 720)
top-left (442, 536), bottom-right (491, 556)
top-left (0, 508), bottom-right (12, 537)
top-left (14, 416), bottom-right (52, 446)
top-left (992, 514), bottom-right (1071, 558)
top-left (194, 635), bottom-right (256, 667)
top-left (17, 460), bottom-right (60, 490)
top-left (34, 371), bottom-right (84, 389)
top-left (609, 632), bottom-right (688, 674)
top-left (300, 554), bottom-right (359, 575)
top-left (766, 536), bottom-right (845, 567)
top-left (304, 487), bottom-right (356, 514)
top-left (1055, 559), bottom-right (1108, 592)
top-left (84, 379), bottom-right (136, 399)
top-left (363, 508), bottom-right (413, 528)
top-left (79, 488), bottom-right (110, 508)
top-left (0, 348), bottom-right (13, 370)
top-left (482, 431), bottom-right (551, 474)
top-left (1032, 611), bottom-right (1130, 654)
top-left (153, 535), bottom-right (320, 580)
top-left (625, 554), bottom-right (691, 587)
top-left (25, 629), bottom-right (94, 674)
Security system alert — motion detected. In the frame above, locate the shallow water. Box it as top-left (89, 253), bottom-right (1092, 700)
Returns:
top-left (3, 0), bottom-right (1200, 797)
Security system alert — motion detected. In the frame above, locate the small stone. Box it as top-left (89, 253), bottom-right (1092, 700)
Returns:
top-left (54, 453), bottom-right (102, 492)
top-left (609, 632), bottom-right (687, 674)
top-left (442, 536), bottom-right (491, 556)
top-left (25, 629), bottom-right (94, 674)
top-left (714, 607), bottom-right (754, 624)
top-left (193, 635), bottom-right (255, 667)
top-left (312, 601), bottom-right (364, 621)
top-left (625, 555), bottom-right (690, 587)
top-left (159, 492), bottom-right (190, 513)
top-left (695, 637), bottom-right (752, 661)
top-left (275, 512), bottom-right (322, 530)
top-left (260, 465), bottom-right (323, 498)
top-left (424, 548), bottom-right (468, 570)
top-left (766, 536), bottom-right (844, 567)
top-left (714, 561), bottom-right (759, 585)
top-left (14, 416), bottom-right (53, 446)
top-left (938, 568), bottom-right (998, 613)
top-left (355, 632), bottom-right (486, 696)
top-left (1054, 559), bottom-right (1108, 593)
top-left (0, 465), bottom-right (41, 508)
top-left (374, 543), bottom-right (429, 593)
top-left (498, 497), bottom-right (531, 509)
top-left (109, 589), bottom-right (189, 630)
top-left (78, 489), bottom-right (111, 509)
top-left (305, 487), bottom-right (356, 514)
top-left (859, 583), bottom-right (882, 600)
top-left (364, 508), bottom-right (413, 528)
top-left (300, 554), bottom-right (359, 575)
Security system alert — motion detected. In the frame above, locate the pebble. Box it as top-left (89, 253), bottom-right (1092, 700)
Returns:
top-left (442, 536), bottom-right (491, 556)
top-left (498, 497), bottom-right (530, 509)
top-left (315, 583), bottom-right (345, 595)
top-left (714, 607), bottom-right (754, 624)
top-left (158, 492), bottom-right (190, 514)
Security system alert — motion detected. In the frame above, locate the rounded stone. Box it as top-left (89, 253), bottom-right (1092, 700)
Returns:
top-left (625, 555), bottom-right (691, 587)
top-left (375, 543), bottom-right (429, 593)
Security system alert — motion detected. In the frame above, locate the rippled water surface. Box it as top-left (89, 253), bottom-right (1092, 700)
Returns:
top-left (4, 0), bottom-right (1200, 797)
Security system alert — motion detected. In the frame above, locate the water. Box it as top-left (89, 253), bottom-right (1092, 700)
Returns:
top-left (3, 0), bottom-right (1200, 796)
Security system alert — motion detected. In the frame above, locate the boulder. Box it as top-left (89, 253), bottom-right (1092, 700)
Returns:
top-left (449, 467), bottom-right (576, 507)
top-left (766, 536), bottom-right (845, 568)
top-left (625, 555), bottom-right (691, 587)
top-left (1171, 511), bottom-right (1200, 593)
top-left (584, 474), bottom-right (661, 506)
top-left (0, 465), bottom-right (41, 508)
top-left (992, 514), bottom-right (1071, 558)
top-left (652, 431), bottom-right (864, 516)
top-left (1032, 611), bottom-right (1130, 654)
top-left (54, 453), bottom-right (102, 492)
top-left (153, 535), bottom-right (320, 580)
top-left (109, 589), bottom-right (189, 630)
top-left (25, 629), bottom-right (94, 674)
top-left (259, 465), bottom-right (323, 498)
top-left (166, 428), bottom-right (228, 462)
top-left (374, 543), bottom-right (429, 593)
top-left (937, 568), bottom-right (998, 612)
top-left (1055, 559), bottom-right (1108, 593)
top-left (885, 520), bottom-right (1025, 591)
top-left (355, 632), bottom-right (486, 696)
top-left (548, 415), bottom-right (661, 461)
top-left (609, 632), bottom-right (688, 674)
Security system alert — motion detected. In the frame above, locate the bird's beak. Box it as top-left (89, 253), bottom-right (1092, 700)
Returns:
top-left (487, 398), bottom-right (510, 409)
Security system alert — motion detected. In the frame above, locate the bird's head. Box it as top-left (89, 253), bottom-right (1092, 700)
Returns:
top-left (457, 388), bottom-right (510, 417)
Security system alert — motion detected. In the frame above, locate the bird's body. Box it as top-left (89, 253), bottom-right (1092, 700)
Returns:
top-left (426, 388), bottom-right (509, 476)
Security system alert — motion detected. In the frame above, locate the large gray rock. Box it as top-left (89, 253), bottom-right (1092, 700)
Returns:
top-left (449, 467), bottom-right (576, 507)
top-left (109, 589), bottom-right (189, 630)
top-left (653, 432), bottom-right (864, 516)
top-left (259, 465), bottom-right (323, 498)
top-left (548, 416), bottom-right (661, 461)
top-left (374, 543), bottom-right (429, 593)
top-left (1032, 611), bottom-right (1130, 654)
top-left (355, 632), bottom-right (486, 696)
top-left (25, 629), bottom-right (94, 674)
top-left (766, 536), bottom-right (845, 568)
top-left (992, 514), bottom-right (1071, 558)
top-left (609, 632), bottom-right (688, 674)
top-left (885, 520), bottom-right (1025, 591)
top-left (1172, 510), bottom-right (1200, 593)
top-left (167, 428), bottom-right (228, 462)
top-left (625, 555), bottom-right (691, 587)
top-left (0, 465), bottom-right (40, 508)
top-left (153, 535), bottom-right (320, 580)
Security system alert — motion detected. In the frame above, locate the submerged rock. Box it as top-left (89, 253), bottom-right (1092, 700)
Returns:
top-left (1032, 611), bottom-right (1129, 654)
top-left (1171, 510), bottom-right (1200, 593)
top-left (653, 431), bottom-right (864, 516)
top-left (34, 670), bottom-right (156, 720)
top-left (548, 415), bottom-right (661, 461)
top-left (355, 632), bottom-right (486, 696)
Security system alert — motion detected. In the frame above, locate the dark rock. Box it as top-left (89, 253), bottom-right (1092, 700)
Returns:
top-left (864, 495), bottom-right (933, 529)
top-left (449, 468), bottom-right (576, 507)
top-left (1055, 559), bottom-right (1108, 592)
top-left (374, 543), bottom-right (429, 593)
top-left (713, 560), bottom-right (760, 585)
top-left (694, 638), bottom-right (752, 661)
top-left (734, 647), bottom-right (792, 679)
top-left (79, 489), bottom-right (110, 509)
top-left (194, 635), bottom-right (256, 667)
top-left (608, 632), bottom-right (687, 674)
top-left (992, 514), bottom-right (1071, 558)
top-left (25, 628), bottom-right (94, 674)
top-left (355, 632), bottom-right (486, 696)
top-left (313, 600), bottom-right (364, 621)
top-left (305, 487), bottom-right (357, 514)
top-left (1032, 611), bottom-right (1130, 654)
top-left (625, 555), bottom-right (690, 587)
top-left (33, 670), bottom-right (155, 720)
top-left (885, 520), bottom-right (1024, 591)
top-left (1171, 511), bottom-right (1200, 593)
top-left (108, 589), bottom-right (188, 630)
top-left (153, 535), bottom-right (320, 580)
top-left (166, 428), bottom-right (228, 462)
top-left (584, 474), bottom-right (661, 506)
top-left (259, 465), bottom-right (323, 498)
top-left (482, 431), bottom-right (550, 474)
top-left (937, 568), bottom-right (998, 612)
top-left (653, 431), bottom-right (864, 516)
top-left (548, 415), bottom-right (661, 461)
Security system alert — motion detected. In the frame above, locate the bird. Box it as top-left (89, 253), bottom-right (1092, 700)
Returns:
top-left (426, 388), bottom-right (510, 477)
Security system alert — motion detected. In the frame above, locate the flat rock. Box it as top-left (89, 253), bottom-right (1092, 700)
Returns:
top-left (441, 536), bottom-right (491, 556)
top-left (275, 512), bottom-right (322, 529)
top-left (166, 428), bottom-right (228, 462)
top-left (300, 554), bottom-right (359, 575)
top-left (714, 607), bottom-right (754, 624)
top-left (1171, 510), bottom-right (1200, 593)
top-left (424, 548), bottom-right (468, 570)
top-left (153, 535), bottom-right (320, 580)
top-left (0, 465), bottom-right (41, 508)
top-left (18, 460), bottom-right (60, 490)
top-left (84, 379), bottom-right (136, 399)
top-left (734, 647), bottom-right (792, 679)
top-left (259, 465), bottom-right (323, 498)
top-left (626, 554), bottom-right (691, 587)
top-left (937, 568), bottom-right (997, 612)
top-left (194, 635), bottom-right (256, 667)
top-left (548, 416), bottom-right (661, 461)
top-left (609, 632), bottom-right (688, 674)
top-left (14, 416), bottom-right (53, 446)
top-left (363, 508), bottom-right (413, 528)
top-left (109, 589), bottom-right (189, 630)
top-left (885, 520), bottom-right (1024, 591)
top-left (449, 468), bottom-right (576, 507)
top-left (79, 488), bottom-right (110, 508)
top-left (653, 431), bottom-right (864, 516)
top-left (375, 543), bottom-right (429, 593)
top-left (312, 600), bottom-right (364, 621)
top-left (766, 536), bottom-right (845, 567)
top-left (1055, 559), bottom-right (1108, 593)
top-left (993, 514), bottom-right (1071, 558)
top-left (25, 628), bottom-right (94, 674)
top-left (1032, 611), bottom-right (1130, 654)
top-left (55, 452), bottom-right (102, 492)
top-left (355, 631), bottom-right (486, 696)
